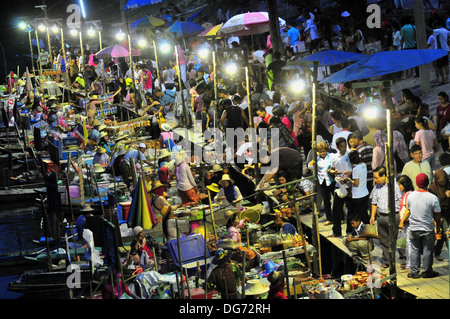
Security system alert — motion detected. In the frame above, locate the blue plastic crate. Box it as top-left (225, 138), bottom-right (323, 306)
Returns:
top-left (168, 233), bottom-right (210, 267)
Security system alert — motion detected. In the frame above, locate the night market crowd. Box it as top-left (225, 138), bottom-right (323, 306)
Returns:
top-left (4, 1), bottom-right (450, 299)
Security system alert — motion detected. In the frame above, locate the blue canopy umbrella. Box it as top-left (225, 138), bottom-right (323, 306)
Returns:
top-left (301, 50), bottom-right (368, 67)
top-left (168, 21), bottom-right (205, 37)
top-left (322, 49), bottom-right (449, 83)
top-left (123, 0), bottom-right (162, 11)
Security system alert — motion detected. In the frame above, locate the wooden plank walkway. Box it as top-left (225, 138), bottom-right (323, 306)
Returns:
top-left (298, 211), bottom-right (450, 299)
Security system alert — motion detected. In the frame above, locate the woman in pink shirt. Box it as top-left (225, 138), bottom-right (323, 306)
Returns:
top-left (224, 211), bottom-right (250, 244)
top-left (414, 117), bottom-right (438, 168)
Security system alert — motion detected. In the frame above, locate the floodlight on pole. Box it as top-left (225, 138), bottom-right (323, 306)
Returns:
top-left (70, 29), bottom-right (78, 37)
top-left (116, 29), bottom-right (126, 41)
top-left (288, 78), bottom-right (306, 94)
top-left (51, 25), bottom-right (59, 34)
top-left (38, 24), bottom-right (46, 32)
top-left (87, 26), bottom-right (96, 37)
top-left (198, 47), bottom-right (209, 60)
top-left (138, 38), bottom-right (147, 48)
top-left (19, 21), bottom-right (27, 30)
top-left (160, 41), bottom-right (171, 54)
top-left (224, 61), bottom-right (237, 76)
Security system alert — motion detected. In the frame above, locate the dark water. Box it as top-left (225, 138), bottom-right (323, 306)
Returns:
top-left (0, 206), bottom-right (46, 299)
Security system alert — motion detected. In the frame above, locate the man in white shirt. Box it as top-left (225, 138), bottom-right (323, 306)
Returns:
top-left (331, 118), bottom-right (353, 152)
top-left (329, 136), bottom-right (353, 237)
top-left (433, 19), bottom-right (450, 84)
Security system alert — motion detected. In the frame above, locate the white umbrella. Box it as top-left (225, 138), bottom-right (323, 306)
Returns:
top-left (219, 11), bottom-right (286, 37)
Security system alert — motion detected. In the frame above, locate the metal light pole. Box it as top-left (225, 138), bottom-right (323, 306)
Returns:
top-left (28, 30), bottom-right (36, 77)
top-left (175, 45), bottom-right (188, 127)
top-left (35, 30), bottom-right (43, 82)
top-left (384, 81), bottom-right (397, 298)
top-left (153, 40), bottom-right (162, 89)
top-left (60, 29), bottom-right (71, 100)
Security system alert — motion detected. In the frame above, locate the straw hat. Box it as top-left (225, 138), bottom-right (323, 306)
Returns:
top-left (209, 164), bottom-right (222, 172)
top-left (133, 226), bottom-right (144, 237)
top-left (219, 238), bottom-right (239, 250)
top-left (116, 145), bottom-right (127, 156)
top-left (96, 146), bottom-right (107, 154)
top-left (359, 224), bottom-right (381, 239)
top-left (219, 174), bottom-right (234, 187)
top-left (161, 123), bottom-right (171, 132)
top-left (99, 131), bottom-right (108, 139)
top-left (206, 183), bottom-right (219, 193)
top-left (224, 210), bottom-right (239, 226)
top-left (238, 279), bottom-right (269, 296)
top-left (150, 180), bottom-right (164, 191)
top-left (48, 95), bottom-right (57, 101)
top-left (80, 204), bottom-right (94, 212)
top-left (267, 270), bottom-right (286, 290)
top-left (98, 124), bottom-right (107, 132)
top-left (158, 148), bottom-right (171, 159)
top-left (93, 163), bottom-right (105, 174)
top-left (115, 131), bottom-right (129, 141)
top-left (90, 95), bottom-right (101, 101)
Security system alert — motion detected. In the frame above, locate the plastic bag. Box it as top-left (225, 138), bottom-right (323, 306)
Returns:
top-left (396, 229), bottom-right (406, 249)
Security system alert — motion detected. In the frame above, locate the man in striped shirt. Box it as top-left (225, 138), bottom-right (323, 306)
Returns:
top-left (352, 131), bottom-right (374, 192)
top-left (370, 166), bottom-right (403, 267)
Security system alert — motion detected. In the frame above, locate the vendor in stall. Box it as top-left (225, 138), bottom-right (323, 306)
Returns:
top-left (122, 143), bottom-right (156, 168)
top-left (92, 146), bottom-right (109, 166)
top-left (224, 210), bottom-right (251, 244)
top-left (206, 248), bottom-right (241, 299)
top-left (129, 226), bottom-right (162, 269)
top-left (148, 180), bottom-right (182, 223)
top-left (87, 95), bottom-right (106, 124)
top-left (174, 151), bottom-right (203, 206)
top-left (214, 174), bottom-right (243, 209)
top-left (274, 211), bottom-right (297, 235)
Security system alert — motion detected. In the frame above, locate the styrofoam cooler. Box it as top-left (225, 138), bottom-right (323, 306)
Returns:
top-left (66, 185), bottom-right (80, 199)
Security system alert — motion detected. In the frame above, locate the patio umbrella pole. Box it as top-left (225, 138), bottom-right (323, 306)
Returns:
top-left (294, 202), bottom-right (312, 273)
top-left (153, 40), bottom-right (162, 90)
top-left (282, 250), bottom-right (291, 299)
top-left (175, 218), bottom-right (185, 299)
top-left (203, 205), bottom-right (208, 299)
top-left (207, 189), bottom-right (218, 241)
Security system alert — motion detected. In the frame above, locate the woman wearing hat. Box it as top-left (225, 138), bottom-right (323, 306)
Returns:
top-left (129, 226), bottom-right (161, 268)
top-left (174, 152), bottom-right (202, 206)
top-left (93, 146), bottom-right (109, 166)
top-left (267, 269), bottom-right (287, 299)
top-left (110, 145), bottom-right (128, 176)
top-left (206, 248), bottom-right (241, 299)
top-left (214, 174), bottom-right (243, 209)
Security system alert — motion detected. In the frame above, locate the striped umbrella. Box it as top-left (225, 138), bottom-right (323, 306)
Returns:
top-left (198, 23), bottom-right (223, 37)
top-left (126, 176), bottom-right (157, 229)
top-left (168, 21), bottom-right (205, 37)
top-left (131, 16), bottom-right (165, 30)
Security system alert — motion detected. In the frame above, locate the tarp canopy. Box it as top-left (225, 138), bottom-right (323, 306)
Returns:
top-left (123, 0), bottom-right (162, 11)
top-left (322, 49), bottom-right (449, 83)
top-left (301, 50), bottom-right (368, 67)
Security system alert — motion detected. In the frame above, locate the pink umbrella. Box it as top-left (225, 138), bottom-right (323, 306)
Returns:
top-left (95, 44), bottom-right (141, 59)
top-left (219, 12), bottom-right (286, 37)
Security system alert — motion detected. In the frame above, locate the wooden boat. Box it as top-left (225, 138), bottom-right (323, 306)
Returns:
top-left (8, 263), bottom-right (108, 295)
